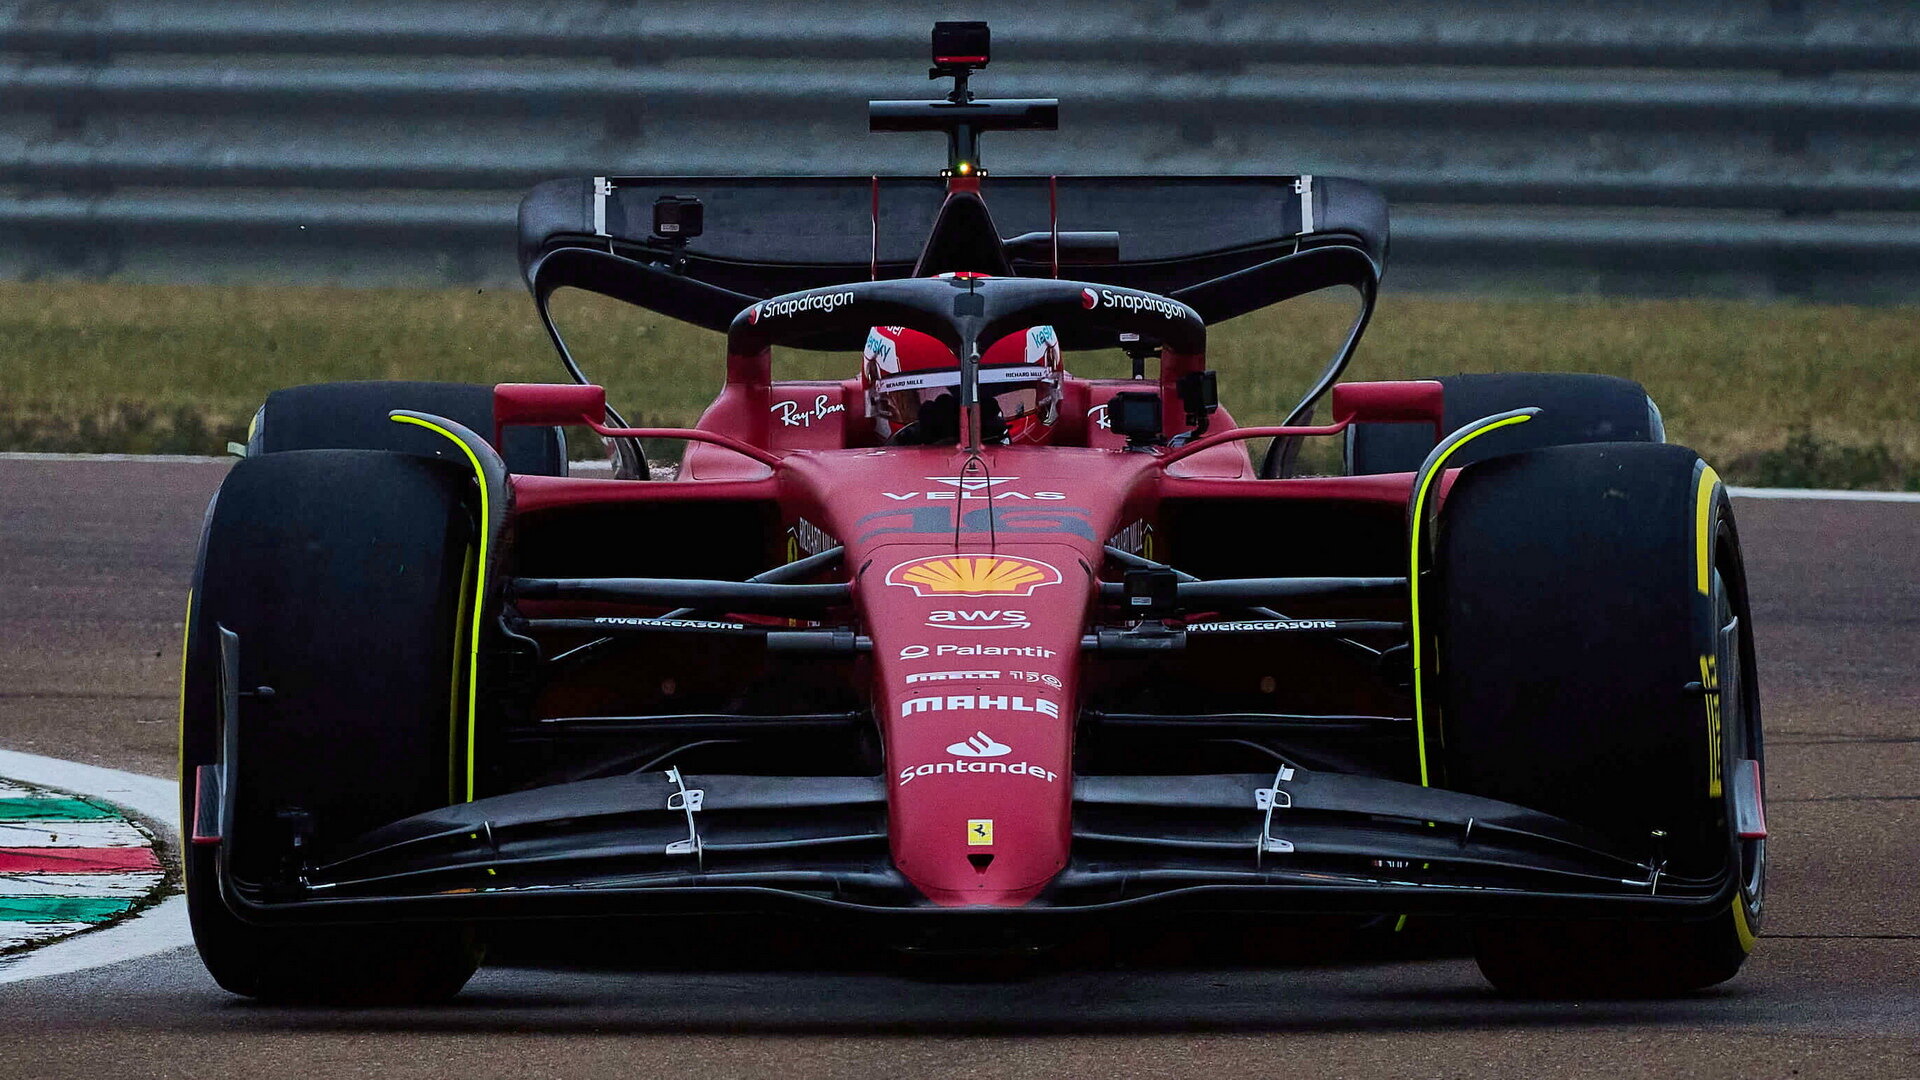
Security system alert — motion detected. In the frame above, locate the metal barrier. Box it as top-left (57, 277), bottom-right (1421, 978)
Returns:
top-left (4, 1), bottom-right (1917, 299)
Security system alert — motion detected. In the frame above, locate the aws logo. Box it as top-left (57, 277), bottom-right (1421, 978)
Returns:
top-left (886, 555), bottom-right (1062, 597)
top-left (926, 609), bottom-right (1029, 630)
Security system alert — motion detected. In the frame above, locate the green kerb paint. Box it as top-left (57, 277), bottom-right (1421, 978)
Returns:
top-left (0, 896), bottom-right (136, 923)
top-left (0, 799), bottom-right (121, 822)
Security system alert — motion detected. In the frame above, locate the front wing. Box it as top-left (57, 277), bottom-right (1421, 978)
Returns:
top-left (200, 760), bottom-right (1737, 927)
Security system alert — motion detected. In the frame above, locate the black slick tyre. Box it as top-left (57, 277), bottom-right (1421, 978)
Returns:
top-left (248, 379), bottom-right (567, 476)
top-left (180, 450), bottom-right (483, 1003)
top-left (1348, 372), bottom-right (1662, 475)
top-left (1432, 442), bottom-right (1764, 997)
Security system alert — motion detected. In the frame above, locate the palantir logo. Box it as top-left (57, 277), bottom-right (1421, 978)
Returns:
top-left (946, 731), bottom-right (1012, 758)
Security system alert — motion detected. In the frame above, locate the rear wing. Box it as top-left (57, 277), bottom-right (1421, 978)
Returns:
top-left (518, 175), bottom-right (1387, 350)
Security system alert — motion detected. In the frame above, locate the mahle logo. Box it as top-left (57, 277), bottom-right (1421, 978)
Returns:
top-left (886, 554), bottom-right (1063, 597)
top-left (900, 694), bottom-right (1059, 719)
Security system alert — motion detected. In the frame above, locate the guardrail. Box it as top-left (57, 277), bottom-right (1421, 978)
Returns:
top-left (4, 1), bottom-right (1917, 299)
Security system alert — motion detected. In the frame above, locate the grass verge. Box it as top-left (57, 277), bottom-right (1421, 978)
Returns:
top-left (1, 282), bottom-right (1914, 488)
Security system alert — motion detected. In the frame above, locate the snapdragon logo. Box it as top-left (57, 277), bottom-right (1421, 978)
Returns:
top-left (748, 290), bottom-right (856, 324)
top-left (1091, 289), bottom-right (1185, 320)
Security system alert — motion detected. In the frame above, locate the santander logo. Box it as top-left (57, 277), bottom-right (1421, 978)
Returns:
top-left (946, 731), bottom-right (1012, 757)
top-left (897, 726), bottom-right (1059, 786)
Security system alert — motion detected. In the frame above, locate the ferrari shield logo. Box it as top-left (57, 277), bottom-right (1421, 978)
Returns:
top-left (967, 819), bottom-right (994, 846)
top-left (886, 554), bottom-right (1062, 597)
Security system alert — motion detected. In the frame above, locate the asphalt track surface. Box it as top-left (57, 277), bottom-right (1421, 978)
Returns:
top-left (0, 457), bottom-right (1915, 1078)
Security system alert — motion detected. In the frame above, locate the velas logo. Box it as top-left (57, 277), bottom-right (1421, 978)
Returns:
top-left (751, 290), bottom-right (856, 324)
top-left (946, 730), bottom-right (1012, 757)
top-left (1080, 288), bottom-right (1098, 309)
top-left (886, 555), bottom-right (1063, 597)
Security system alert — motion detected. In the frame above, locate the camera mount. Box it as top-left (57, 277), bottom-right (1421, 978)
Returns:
top-left (869, 21), bottom-right (1058, 178)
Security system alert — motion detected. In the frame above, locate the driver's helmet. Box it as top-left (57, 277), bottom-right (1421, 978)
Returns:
top-left (863, 324), bottom-right (1063, 445)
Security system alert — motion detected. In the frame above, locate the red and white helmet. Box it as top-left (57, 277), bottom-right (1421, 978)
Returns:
top-left (863, 324), bottom-right (1063, 444)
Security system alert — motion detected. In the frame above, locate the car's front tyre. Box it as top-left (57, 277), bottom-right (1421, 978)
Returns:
top-left (180, 450), bottom-right (483, 1003)
top-left (1431, 442), bottom-right (1764, 996)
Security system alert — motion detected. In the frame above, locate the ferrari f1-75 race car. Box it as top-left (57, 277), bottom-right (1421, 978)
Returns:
top-left (179, 23), bottom-right (1766, 1002)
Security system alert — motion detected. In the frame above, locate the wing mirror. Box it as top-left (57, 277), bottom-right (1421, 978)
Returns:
top-left (1330, 381), bottom-right (1444, 430)
top-left (493, 383), bottom-right (607, 446)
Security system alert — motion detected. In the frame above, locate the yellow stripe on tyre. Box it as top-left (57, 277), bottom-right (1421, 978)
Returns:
top-left (390, 415), bottom-right (491, 803)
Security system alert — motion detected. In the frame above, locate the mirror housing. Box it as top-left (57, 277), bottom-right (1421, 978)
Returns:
top-left (494, 383), bottom-right (606, 446)
top-left (1330, 381), bottom-right (1444, 427)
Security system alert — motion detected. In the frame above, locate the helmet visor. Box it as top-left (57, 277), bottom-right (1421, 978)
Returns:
top-left (874, 367), bottom-right (1051, 433)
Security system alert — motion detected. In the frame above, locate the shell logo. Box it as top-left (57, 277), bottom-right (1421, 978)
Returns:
top-left (886, 554), bottom-right (1063, 597)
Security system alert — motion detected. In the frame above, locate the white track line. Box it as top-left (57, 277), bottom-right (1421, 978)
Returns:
top-left (0, 753), bottom-right (174, 826)
top-left (0, 820), bottom-right (152, 848)
top-left (0, 923), bottom-right (96, 951)
top-left (0, 873), bottom-right (165, 898)
top-left (0, 452), bottom-right (234, 464)
top-left (1725, 486), bottom-right (1920, 503)
top-left (0, 750), bottom-right (186, 988)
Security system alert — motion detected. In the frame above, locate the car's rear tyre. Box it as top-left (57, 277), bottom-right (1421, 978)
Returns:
top-left (247, 379), bottom-right (567, 476)
top-left (1432, 442), bottom-right (1764, 997)
top-left (180, 450), bottom-right (483, 1003)
top-left (1347, 372), bottom-right (1662, 475)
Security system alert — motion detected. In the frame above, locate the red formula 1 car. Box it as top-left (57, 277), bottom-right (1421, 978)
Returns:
top-left (179, 23), bottom-right (1766, 1002)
